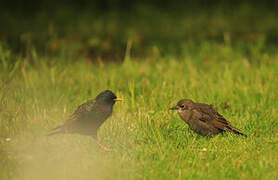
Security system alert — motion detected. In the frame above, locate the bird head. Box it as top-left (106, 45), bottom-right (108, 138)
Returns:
top-left (170, 99), bottom-right (194, 112)
top-left (96, 90), bottom-right (125, 105)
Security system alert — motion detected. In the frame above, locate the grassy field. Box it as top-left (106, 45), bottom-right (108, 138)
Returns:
top-left (0, 41), bottom-right (278, 179)
top-left (1, 3), bottom-right (278, 179)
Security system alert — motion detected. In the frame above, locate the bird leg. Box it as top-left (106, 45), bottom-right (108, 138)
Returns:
top-left (96, 141), bottom-right (112, 152)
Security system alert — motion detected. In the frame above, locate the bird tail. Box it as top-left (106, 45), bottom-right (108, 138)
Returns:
top-left (46, 125), bottom-right (64, 136)
top-left (227, 126), bottom-right (247, 137)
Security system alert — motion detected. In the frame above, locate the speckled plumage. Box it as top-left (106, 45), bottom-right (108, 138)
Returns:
top-left (170, 99), bottom-right (247, 137)
top-left (48, 90), bottom-right (118, 140)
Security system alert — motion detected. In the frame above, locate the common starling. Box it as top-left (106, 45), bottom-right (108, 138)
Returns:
top-left (47, 90), bottom-right (124, 151)
top-left (170, 99), bottom-right (247, 137)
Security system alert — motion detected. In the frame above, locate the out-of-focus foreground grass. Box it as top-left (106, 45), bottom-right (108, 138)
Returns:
top-left (0, 3), bottom-right (278, 180)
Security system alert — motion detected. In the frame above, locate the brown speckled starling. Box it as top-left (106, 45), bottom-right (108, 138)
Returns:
top-left (48, 90), bottom-right (124, 151)
top-left (170, 99), bottom-right (247, 137)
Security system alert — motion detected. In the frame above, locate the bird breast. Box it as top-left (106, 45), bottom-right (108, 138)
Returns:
top-left (178, 109), bottom-right (192, 123)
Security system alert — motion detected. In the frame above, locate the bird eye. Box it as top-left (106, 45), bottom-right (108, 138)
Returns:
top-left (180, 105), bottom-right (185, 108)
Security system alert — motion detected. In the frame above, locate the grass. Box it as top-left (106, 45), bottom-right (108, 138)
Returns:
top-left (0, 3), bottom-right (278, 179)
top-left (0, 41), bottom-right (278, 179)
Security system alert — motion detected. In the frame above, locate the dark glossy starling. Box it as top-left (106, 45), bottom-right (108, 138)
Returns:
top-left (170, 99), bottom-right (247, 137)
top-left (48, 90), bottom-right (125, 151)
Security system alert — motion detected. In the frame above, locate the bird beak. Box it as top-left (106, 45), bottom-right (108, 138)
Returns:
top-left (169, 106), bottom-right (179, 110)
top-left (114, 98), bottom-right (126, 102)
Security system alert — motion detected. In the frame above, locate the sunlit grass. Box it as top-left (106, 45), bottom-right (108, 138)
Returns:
top-left (0, 44), bottom-right (278, 179)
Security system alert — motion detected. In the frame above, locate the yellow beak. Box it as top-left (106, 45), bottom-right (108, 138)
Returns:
top-left (114, 98), bottom-right (126, 101)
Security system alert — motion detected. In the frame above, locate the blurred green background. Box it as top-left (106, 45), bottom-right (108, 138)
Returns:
top-left (1, 0), bottom-right (278, 62)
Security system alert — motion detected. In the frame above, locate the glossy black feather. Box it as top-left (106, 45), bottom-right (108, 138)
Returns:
top-left (48, 90), bottom-right (118, 139)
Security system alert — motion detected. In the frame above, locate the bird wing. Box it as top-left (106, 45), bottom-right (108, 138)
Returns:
top-left (65, 99), bottom-right (98, 125)
top-left (192, 103), bottom-right (231, 131)
top-left (191, 103), bottom-right (247, 136)
top-left (47, 99), bottom-right (99, 136)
